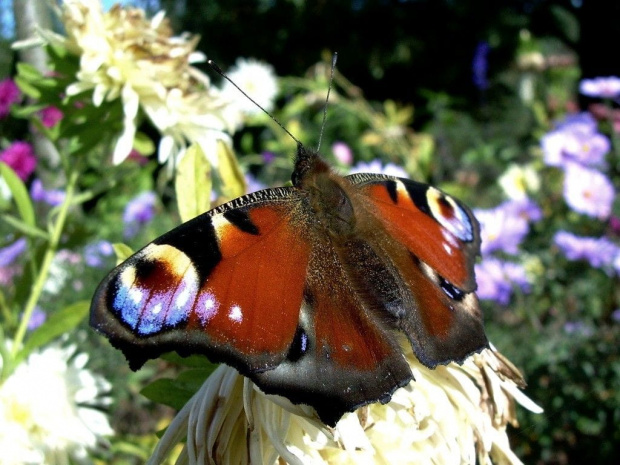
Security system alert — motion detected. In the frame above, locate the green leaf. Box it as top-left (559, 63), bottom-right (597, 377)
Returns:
top-left (16, 62), bottom-right (43, 82)
top-left (0, 214), bottom-right (48, 239)
top-left (112, 243), bottom-right (134, 264)
top-left (216, 141), bottom-right (246, 201)
top-left (0, 162), bottom-right (36, 227)
top-left (140, 378), bottom-right (193, 410)
top-left (133, 132), bottom-right (156, 156)
top-left (141, 368), bottom-right (214, 409)
top-left (160, 351), bottom-right (215, 368)
top-left (174, 143), bottom-right (211, 223)
top-left (14, 75), bottom-right (41, 99)
top-left (16, 300), bottom-right (90, 365)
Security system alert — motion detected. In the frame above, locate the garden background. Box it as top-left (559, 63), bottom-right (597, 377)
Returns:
top-left (0, 0), bottom-right (618, 464)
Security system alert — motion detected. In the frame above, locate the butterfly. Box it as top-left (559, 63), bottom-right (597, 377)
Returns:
top-left (90, 61), bottom-right (488, 427)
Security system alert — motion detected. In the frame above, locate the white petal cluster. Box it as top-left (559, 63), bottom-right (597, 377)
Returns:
top-left (0, 342), bottom-right (113, 464)
top-left (59, 0), bottom-right (233, 166)
top-left (220, 58), bottom-right (279, 129)
top-left (148, 341), bottom-right (541, 465)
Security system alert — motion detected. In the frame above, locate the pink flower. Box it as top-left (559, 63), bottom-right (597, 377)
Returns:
top-left (39, 106), bottom-right (64, 128)
top-left (332, 141), bottom-right (353, 165)
top-left (0, 141), bottom-right (36, 180)
top-left (0, 78), bottom-right (21, 118)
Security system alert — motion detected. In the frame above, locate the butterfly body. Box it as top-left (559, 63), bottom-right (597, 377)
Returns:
top-left (91, 144), bottom-right (488, 426)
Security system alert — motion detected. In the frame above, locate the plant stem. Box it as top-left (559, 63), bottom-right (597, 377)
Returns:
top-left (9, 169), bottom-right (78, 360)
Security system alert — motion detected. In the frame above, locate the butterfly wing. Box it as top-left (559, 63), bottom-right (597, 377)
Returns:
top-left (90, 187), bottom-right (311, 374)
top-left (346, 173), bottom-right (488, 368)
top-left (253, 235), bottom-right (413, 426)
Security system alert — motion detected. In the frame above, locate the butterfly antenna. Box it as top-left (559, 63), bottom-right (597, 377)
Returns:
top-left (207, 59), bottom-right (301, 147)
top-left (316, 52), bottom-right (338, 153)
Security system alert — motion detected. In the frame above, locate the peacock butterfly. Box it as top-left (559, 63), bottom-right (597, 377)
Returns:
top-left (90, 58), bottom-right (488, 427)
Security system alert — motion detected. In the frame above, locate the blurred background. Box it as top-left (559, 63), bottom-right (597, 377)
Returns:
top-left (0, 1), bottom-right (619, 464)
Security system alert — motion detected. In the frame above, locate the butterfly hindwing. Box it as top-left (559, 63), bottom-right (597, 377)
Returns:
top-left (90, 187), bottom-right (311, 373)
top-left (254, 235), bottom-right (413, 426)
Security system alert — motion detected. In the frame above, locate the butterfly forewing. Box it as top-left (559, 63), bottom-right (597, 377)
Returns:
top-left (90, 188), bottom-right (311, 373)
top-left (345, 173), bottom-right (488, 367)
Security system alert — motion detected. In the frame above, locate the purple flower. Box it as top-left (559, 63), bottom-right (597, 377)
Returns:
top-left (261, 151), bottom-right (276, 164)
top-left (30, 179), bottom-right (66, 206)
top-left (611, 309), bottom-right (620, 323)
top-left (541, 115), bottom-right (609, 168)
top-left (563, 163), bottom-right (614, 220)
top-left (332, 141), bottom-right (353, 165)
top-left (553, 231), bottom-right (619, 269)
top-left (27, 306), bottom-right (46, 331)
top-left (610, 216), bottom-right (620, 235)
top-left (474, 205), bottom-right (530, 255)
top-left (39, 106), bottom-right (63, 128)
top-left (563, 321), bottom-right (594, 337)
top-left (123, 191), bottom-right (157, 238)
top-left (579, 76), bottom-right (620, 99)
top-left (557, 112), bottom-right (598, 132)
top-left (0, 78), bottom-right (21, 118)
top-left (0, 141), bottom-right (36, 181)
top-left (84, 240), bottom-right (114, 268)
top-left (349, 160), bottom-right (408, 178)
top-left (0, 238), bottom-right (26, 286)
top-left (0, 238), bottom-right (27, 267)
top-left (475, 257), bottom-right (530, 305)
top-left (500, 198), bottom-right (543, 223)
top-left (472, 41), bottom-right (490, 91)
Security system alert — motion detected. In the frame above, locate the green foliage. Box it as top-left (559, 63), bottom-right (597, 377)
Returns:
top-left (1, 2), bottom-right (618, 463)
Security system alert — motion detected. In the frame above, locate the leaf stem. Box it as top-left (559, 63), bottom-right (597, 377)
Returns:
top-left (8, 169), bottom-right (78, 362)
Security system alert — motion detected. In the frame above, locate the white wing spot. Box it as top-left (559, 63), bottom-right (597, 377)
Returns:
top-left (128, 288), bottom-right (143, 305)
top-left (151, 303), bottom-right (163, 315)
top-left (175, 286), bottom-right (191, 308)
top-left (229, 305), bottom-right (243, 323)
top-left (205, 297), bottom-right (216, 310)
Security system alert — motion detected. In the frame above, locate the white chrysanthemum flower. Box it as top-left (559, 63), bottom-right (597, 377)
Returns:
top-left (220, 58), bottom-right (279, 128)
top-left (498, 164), bottom-right (540, 200)
top-left (0, 342), bottom-right (113, 464)
top-left (148, 341), bottom-right (541, 465)
top-left (52, 0), bottom-right (231, 166)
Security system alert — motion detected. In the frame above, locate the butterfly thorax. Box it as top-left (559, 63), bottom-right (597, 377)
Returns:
top-left (293, 145), bottom-right (357, 238)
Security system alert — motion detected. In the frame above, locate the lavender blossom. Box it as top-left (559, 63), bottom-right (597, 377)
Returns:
top-left (30, 179), bottom-right (66, 207)
top-left (472, 41), bottom-right (490, 91)
top-left (563, 163), bottom-right (615, 220)
top-left (27, 306), bottom-right (47, 331)
top-left (84, 240), bottom-right (114, 268)
top-left (475, 257), bottom-right (530, 305)
top-left (541, 116), bottom-right (609, 169)
top-left (474, 205), bottom-right (530, 256)
top-left (579, 76), bottom-right (620, 99)
top-left (0, 238), bottom-right (27, 267)
top-left (553, 231), bottom-right (619, 269)
top-left (123, 191), bottom-right (157, 238)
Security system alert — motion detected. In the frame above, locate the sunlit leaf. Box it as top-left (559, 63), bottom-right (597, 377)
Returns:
top-left (175, 143), bottom-right (211, 223)
top-left (112, 243), bottom-right (134, 264)
top-left (0, 162), bottom-right (36, 227)
top-left (217, 141), bottom-right (246, 201)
